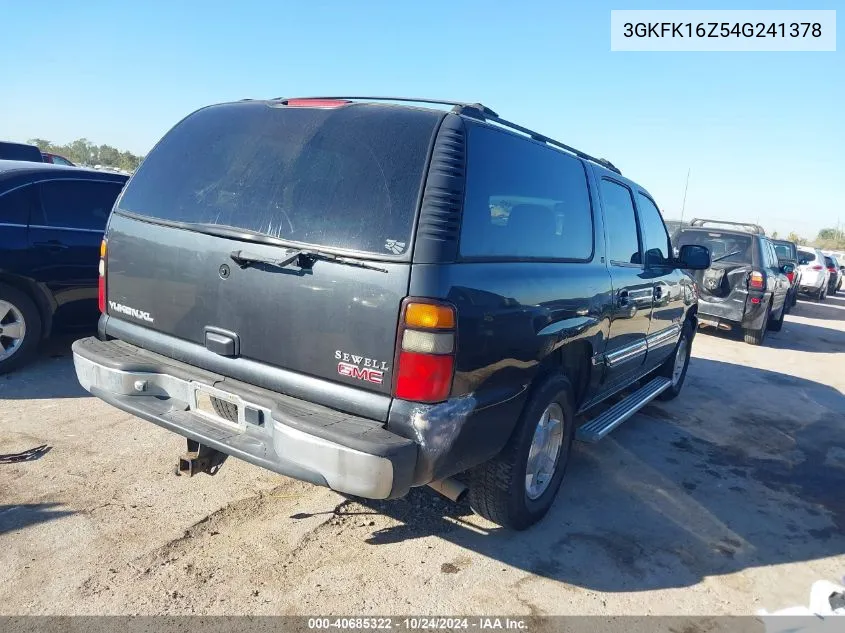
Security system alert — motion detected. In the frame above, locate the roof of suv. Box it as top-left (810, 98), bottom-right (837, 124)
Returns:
top-left (271, 96), bottom-right (623, 175)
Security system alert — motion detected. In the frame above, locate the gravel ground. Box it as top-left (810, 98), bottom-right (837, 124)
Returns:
top-left (1, 296), bottom-right (843, 616)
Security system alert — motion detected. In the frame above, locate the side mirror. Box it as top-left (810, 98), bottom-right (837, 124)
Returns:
top-left (782, 263), bottom-right (795, 275)
top-left (677, 244), bottom-right (710, 270)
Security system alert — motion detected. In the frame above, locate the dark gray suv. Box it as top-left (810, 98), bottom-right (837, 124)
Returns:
top-left (73, 97), bottom-right (708, 529)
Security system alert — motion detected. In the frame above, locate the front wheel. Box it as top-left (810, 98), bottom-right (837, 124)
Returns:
top-left (655, 320), bottom-right (693, 401)
top-left (468, 375), bottom-right (575, 530)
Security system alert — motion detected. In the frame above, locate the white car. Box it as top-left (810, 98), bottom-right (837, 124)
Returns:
top-left (797, 247), bottom-right (831, 300)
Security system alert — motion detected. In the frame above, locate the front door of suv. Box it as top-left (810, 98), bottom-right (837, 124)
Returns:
top-left (635, 192), bottom-right (685, 371)
top-left (599, 179), bottom-right (653, 386)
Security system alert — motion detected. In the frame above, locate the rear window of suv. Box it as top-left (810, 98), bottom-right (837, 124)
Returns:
top-left (117, 102), bottom-right (440, 257)
top-left (773, 242), bottom-right (796, 261)
top-left (675, 230), bottom-right (752, 264)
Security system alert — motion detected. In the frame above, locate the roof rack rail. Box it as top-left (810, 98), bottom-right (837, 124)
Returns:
top-left (454, 105), bottom-right (621, 174)
top-left (689, 218), bottom-right (766, 235)
top-left (274, 96), bottom-right (499, 118)
top-left (272, 96), bottom-right (621, 175)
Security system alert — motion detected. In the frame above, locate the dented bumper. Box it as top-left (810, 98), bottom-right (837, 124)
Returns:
top-left (72, 337), bottom-right (417, 499)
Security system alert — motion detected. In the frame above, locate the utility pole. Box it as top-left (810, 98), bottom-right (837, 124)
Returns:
top-left (680, 168), bottom-right (690, 223)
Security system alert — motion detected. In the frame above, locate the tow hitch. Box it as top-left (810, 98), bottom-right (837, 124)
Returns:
top-left (178, 439), bottom-right (227, 476)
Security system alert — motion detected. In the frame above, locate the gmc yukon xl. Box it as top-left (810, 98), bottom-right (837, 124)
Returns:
top-left (73, 97), bottom-right (709, 529)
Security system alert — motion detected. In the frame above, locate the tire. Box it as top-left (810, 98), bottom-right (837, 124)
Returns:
top-left (468, 375), bottom-right (575, 530)
top-left (743, 308), bottom-right (769, 346)
top-left (210, 396), bottom-right (238, 422)
top-left (817, 286), bottom-right (826, 301)
top-left (655, 320), bottom-right (693, 401)
top-left (0, 283), bottom-right (42, 374)
top-left (768, 303), bottom-right (785, 332)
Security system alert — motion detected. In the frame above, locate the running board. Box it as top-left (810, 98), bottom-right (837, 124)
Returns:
top-left (576, 377), bottom-right (672, 443)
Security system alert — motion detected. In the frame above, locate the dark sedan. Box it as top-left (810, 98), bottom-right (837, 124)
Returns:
top-left (0, 160), bottom-right (127, 372)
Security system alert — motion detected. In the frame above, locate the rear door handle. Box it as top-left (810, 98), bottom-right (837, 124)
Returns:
top-left (34, 240), bottom-right (69, 250)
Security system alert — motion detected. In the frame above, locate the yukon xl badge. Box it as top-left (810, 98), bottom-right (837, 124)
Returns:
top-left (335, 350), bottom-right (389, 385)
top-left (108, 301), bottom-right (155, 323)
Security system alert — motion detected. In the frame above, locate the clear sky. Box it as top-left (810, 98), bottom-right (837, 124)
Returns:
top-left (1, 0), bottom-right (842, 238)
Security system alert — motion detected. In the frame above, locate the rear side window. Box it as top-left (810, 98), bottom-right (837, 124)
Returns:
top-left (39, 180), bottom-right (123, 231)
top-left (0, 185), bottom-right (36, 225)
top-left (600, 180), bottom-right (641, 265)
top-left (118, 103), bottom-right (439, 257)
top-left (636, 192), bottom-right (670, 266)
top-left (460, 125), bottom-right (593, 260)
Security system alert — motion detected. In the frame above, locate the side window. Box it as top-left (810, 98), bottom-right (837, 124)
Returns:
top-left (600, 180), bottom-right (641, 265)
top-left (0, 185), bottom-right (36, 225)
top-left (636, 192), bottom-right (670, 267)
top-left (38, 180), bottom-right (124, 231)
top-left (460, 125), bottom-right (594, 260)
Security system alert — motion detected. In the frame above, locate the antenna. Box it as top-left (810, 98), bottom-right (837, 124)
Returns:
top-left (680, 168), bottom-right (690, 223)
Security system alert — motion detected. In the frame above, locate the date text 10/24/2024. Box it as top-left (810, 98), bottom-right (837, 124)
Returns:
top-left (308, 618), bottom-right (528, 630)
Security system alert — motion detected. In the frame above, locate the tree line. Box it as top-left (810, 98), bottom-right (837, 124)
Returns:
top-left (27, 138), bottom-right (143, 172)
top-left (785, 229), bottom-right (845, 251)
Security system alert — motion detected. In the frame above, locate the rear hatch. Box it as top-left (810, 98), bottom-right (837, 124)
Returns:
top-left (675, 229), bottom-right (754, 299)
top-left (105, 100), bottom-right (442, 399)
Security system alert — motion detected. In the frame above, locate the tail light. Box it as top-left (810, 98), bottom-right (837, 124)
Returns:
top-left (98, 239), bottom-right (106, 313)
top-left (393, 299), bottom-right (456, 403)
top-left (748, 271), bottom-right (765, 290)
top-left (811, 264), bottom-right (823, 271)
top-left (827, 266), bottom-right (837, 272)
top-left (786, 271), bottom-right (795, 283)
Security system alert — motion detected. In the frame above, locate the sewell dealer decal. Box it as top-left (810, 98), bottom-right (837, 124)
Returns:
top-left (335, 350), bottom-right (389, 385)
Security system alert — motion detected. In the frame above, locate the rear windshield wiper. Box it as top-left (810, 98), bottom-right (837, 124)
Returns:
top-left (711, 250), bottom-right (742, 263)
top-left (230, 249), bottom-right (388, 273)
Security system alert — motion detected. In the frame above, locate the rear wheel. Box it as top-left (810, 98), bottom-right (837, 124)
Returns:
top-left (743, 308), bottom-right (769, 346)
top-left (655, 320), bottom-right (693, 401)
top-left (768, 304), bottom-right (785, 332)
top-left (468, 375), bottom-right (575, 530)
top-left (0, 283), bottom-right (42, 374)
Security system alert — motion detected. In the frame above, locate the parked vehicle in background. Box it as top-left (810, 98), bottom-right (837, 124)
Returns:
top-left (41, 152), bottom-right (75, 166)
top-left (72, 96), bottom-right (709, 530)
top-left (674, 219), bottom-right (791, 345)
top-left (772, 238), bottom-right (801, 309)
top-left (0, 141), bottom-right (44, 163)
top-left (0, 160), bottom-right (127, 372)
top-left (796, 247), bottom-right (831, 301)
top-left (824, 254), bottom-right (842, 294)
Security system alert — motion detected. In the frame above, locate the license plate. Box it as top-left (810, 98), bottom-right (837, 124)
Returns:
top-left (191, 384), bottom-right (242, 428)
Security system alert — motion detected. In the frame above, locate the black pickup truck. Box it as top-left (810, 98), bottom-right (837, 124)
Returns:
top-left (72, 97), bottom-right (709, 529)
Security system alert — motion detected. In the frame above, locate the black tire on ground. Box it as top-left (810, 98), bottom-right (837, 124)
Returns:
top-left (0, 283), bottom-right (42, 375)
top-left (655, 320), bottom-right (694, 401)
top-left (468, 375), bottom-right (575, 530)
top-left (768, 304), bottom-right (785, 332)
top-left (743, 308), bottom-right (769, 346)
top-left (210, 396), bottom-right (239, 422)
top-left (817, 286), bottom-right (826, 301)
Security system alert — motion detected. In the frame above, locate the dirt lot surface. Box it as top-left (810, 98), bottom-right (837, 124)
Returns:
top-left (1, 296), bottom-right (843, 616)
